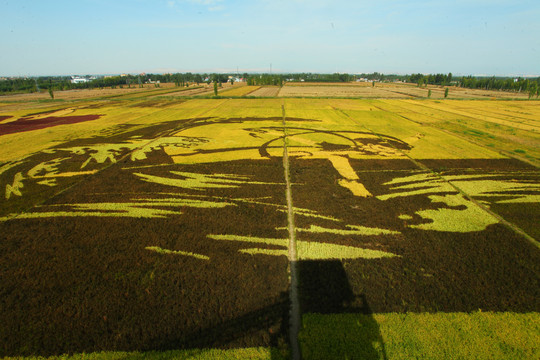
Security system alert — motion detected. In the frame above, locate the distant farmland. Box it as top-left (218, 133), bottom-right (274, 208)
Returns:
top-left (0, 86), bottom-right (539, 359)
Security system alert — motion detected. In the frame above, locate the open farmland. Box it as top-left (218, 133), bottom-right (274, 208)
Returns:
top-left (218, 85), bottom-right (261, 97)
top-left (278, 82), bottom-right (531, 100)
top-left (249, 86), bottom-right (282, 97)
top-left (278, 83), bottom-right (403, 98)
top-left (0, 83), bottom-right (184, 102)
top-left (0, 95), bottom-right (539, 359)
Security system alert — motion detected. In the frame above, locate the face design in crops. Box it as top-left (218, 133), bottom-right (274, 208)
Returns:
top-left (1, 117), bottom-right (538, 261)
top-left (257, 127), bottom-right (411, 159)
top-left (257, 127), bottom-right (413, 197)
top-left (162, 120), bottom-right (413, 197)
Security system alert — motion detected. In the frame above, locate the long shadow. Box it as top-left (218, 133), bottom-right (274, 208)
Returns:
top-left (297, 260), bottom-right (388, 360)
top-left (0, 260), bottom-right (385, 359)
top-left (149, 291), bottom-right (290, 360)
top-left (147, 260), bottom-right (386, 360)
top-left (164, 260), bottom-right (386, 360)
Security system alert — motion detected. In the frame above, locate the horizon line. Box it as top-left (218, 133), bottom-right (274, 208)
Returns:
top-left (2, 71), bottom-right (539, 78)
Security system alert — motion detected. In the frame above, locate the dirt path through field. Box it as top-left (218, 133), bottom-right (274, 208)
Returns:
top-left (281, 104), bottom-right (302, 360)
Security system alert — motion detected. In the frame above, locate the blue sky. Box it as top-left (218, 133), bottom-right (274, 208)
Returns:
top-left (1, 0), bottom-right (539, 76)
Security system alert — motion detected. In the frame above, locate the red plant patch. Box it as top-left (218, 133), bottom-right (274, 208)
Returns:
top-left (0, 115), bottom-right (13, 122)
top-left (0, 115), bottom-right (102, 136)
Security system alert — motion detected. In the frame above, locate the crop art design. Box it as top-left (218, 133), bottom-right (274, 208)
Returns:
top-left (0, 116), bottom-right (397, 266)
top-left (1, 114), bottom-right (538, 270)
top-left (374, 171), bottom-right (540, 232)
top-left (1, 107), bottom-right (539, 356)
top-left (2, 116), bottom-right (538, 236)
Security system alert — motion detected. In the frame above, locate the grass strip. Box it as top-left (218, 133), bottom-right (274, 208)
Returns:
top-left (281, 104), bottom-right (301, 360)
top-left (300, 312), bottom-right (539, 360)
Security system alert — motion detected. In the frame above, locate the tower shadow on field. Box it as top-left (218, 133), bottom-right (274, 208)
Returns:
top-left (154, 291), bottom-right (290, 360)
top-left (153, 260), bottom-right (387, 360)
top-left (297, 260), bottom-right (388, 360)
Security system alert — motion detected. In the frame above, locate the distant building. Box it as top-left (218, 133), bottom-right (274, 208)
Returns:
top-left (71, 76), bottom-right (88, 84)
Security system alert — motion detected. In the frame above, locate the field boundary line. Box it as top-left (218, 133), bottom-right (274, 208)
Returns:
top-left (373, 100), bottom-right (539, 168)
top-left (333, 107), bottom-right (539, 248)
top-left (376, 87), bottom-right (423, 98)
top-left (282, 104), bottom-right (302, 360)
top-left (242, 86), bottom-right (262, 96)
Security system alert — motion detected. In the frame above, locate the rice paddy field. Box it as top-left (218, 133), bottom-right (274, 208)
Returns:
top-left (248, 86), bottom-right (281, 98)
top-left (218, 85), bottom-right (261, 97)
top-left (277, 82), bottom-right (532, 100)
top-left (0, 85), bottom-right (539, 359)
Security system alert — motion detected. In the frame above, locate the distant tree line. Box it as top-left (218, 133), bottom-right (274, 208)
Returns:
top-left (409, 73), bottom-right (454, 86)
top-left (0, 72), bottom-right (405, 94)
top-left (0, 73), bottom-right (243, 95)
top-left (459, 76), bottom-right (538, 95)
top-left (0, 77), bottom-right (73, 94)
top-left (273, 72), bottom-right (407, 82)
top-left (409, 73), bottom-right (539, 97)
top-left (1, 72), bottom-right (538, 98)
top-left (246, 74), bottom-right (284, 86)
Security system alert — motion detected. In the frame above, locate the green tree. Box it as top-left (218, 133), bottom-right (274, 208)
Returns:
top-left (428, 89), bottom-right (432, 98)
top-left (528, 82), bottom-right (538, 99)
top-left (213, 81), bottom-right (218, 96)
top-left (444, 88), bottom-right (449, 98)
top-left (48, 87), bottom-right (54, 99)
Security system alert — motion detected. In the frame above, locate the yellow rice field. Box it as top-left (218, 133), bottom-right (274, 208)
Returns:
top-left (218, 85), bottom-right (260, 96)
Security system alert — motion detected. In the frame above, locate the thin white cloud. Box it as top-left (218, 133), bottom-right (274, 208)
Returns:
top-left (165, 0), bottom-right (224, 10)
top-left (172, 0), bottom-right (225, 11)
top-left (187, 0), bottom-right (223, 5)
